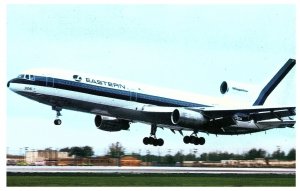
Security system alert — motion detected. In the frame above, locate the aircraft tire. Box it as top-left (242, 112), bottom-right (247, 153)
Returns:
top-left (143, 137), bottom-right (164, 146)
top-left (190, 136), bottom-right (196, 144)
top-left (194, 138), bottom-right (200, 145)
top-left (143, 137), bottom-right (149, 145)
top-left (54, 119), bottom-right (62, 125)
top-left (157, 138), bottom-right (164, 146)
top-left (149, 137), bottom-right (155, 145)
top-left (199, 137), bottom-right (205, 145)
top-left (183, 136), bottom-right (190, 144)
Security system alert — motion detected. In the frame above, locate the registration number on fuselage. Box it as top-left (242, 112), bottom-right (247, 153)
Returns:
top-left (24, 86), bottom-right (33, 91)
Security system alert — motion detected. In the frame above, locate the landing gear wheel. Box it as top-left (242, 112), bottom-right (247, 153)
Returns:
top-left (52, 106), bottom-right (62, 126)
top-left (183, 136), bottom-right (190, 144)
top-left (194, 138), bottom-right (200, 145)
top-left (54, 119), bottom-right (62, 125)
top-left (157, 138), bottom-right (164, 146)
top-left (182, 134), bottom-right (206, 146)
top-left (190, 136), bottom-right (196, 144)
top-left (149, 137), bottom-right (155, 145)
top-left (199, 137), bottom-right (205, 145)
top-left (143, 136), bottom-right (164, 146)
top-left (143, 137), bottom-right (150, 145)
top-left (143, 124), bottom-right (164, 147)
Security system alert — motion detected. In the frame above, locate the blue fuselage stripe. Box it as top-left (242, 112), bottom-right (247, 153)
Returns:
top-left (10, 76), bottom-right (210, 107)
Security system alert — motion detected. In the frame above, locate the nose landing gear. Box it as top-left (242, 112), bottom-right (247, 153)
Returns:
top-left (53, 106), bottom-right (62, 126)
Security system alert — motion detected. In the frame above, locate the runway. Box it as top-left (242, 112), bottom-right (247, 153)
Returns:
top-left (7, 166), bottom-right (295, 175)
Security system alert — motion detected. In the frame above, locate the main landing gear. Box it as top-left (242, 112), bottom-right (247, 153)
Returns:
top-left (53, 106), bottom-right (62, 125)
top-left (183, 132), bottom-right (205, 145)
top-left (143, 124), bottom-right (164, 146)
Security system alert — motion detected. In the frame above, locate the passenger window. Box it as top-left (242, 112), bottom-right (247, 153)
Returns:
top-left (25, 75), bottom-right (29, 80)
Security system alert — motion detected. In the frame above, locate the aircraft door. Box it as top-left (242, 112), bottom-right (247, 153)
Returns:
top-left (130, 91), bottom-right (137, 102)
top-left (46, 77), bottom-right (54, 87)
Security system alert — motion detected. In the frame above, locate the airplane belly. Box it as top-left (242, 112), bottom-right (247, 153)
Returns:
top-left (12, 84), bottom-right (167, 124)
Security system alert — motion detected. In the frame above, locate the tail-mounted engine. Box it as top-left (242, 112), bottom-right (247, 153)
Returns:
top-left (95, 115), bottom-right (130, 132)
top-left (220, 81), bottom-right (250, 95)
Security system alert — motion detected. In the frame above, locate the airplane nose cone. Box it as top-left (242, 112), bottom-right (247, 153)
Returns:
top-left (7, 81), bottom-right (10, 88)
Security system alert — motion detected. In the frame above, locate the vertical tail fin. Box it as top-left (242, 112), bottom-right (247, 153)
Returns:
top-left (253, 59), bottom-right (296, 106)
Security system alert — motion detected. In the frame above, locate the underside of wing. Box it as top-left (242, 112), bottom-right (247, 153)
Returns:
top-left (195, 106), bottom-right (296, 121)
top-left (124, 104), bottom-right (296, 136)
top-left (257, 120), bottom-right (296, 127)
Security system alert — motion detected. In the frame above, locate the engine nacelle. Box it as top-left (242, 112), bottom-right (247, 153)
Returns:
top-left (171, 109), bottom-right (207, 128)
top-left (95, 115), bottom-right (130, 132)
top-left (220, 81), bottom-right (250, 95)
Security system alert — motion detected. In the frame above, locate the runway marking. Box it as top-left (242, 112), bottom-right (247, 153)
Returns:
top-left (7, 166), bottom-right (295, 175)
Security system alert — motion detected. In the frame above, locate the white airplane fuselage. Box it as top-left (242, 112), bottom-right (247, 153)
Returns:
top-left (8, 68), bottom-right (290, 137)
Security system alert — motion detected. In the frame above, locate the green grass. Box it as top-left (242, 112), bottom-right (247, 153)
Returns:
top-left (7, 173), bottom-right (295, 187)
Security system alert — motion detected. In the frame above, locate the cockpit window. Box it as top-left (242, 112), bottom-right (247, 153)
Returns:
top-left (18, 74), bottom-right (25, 79)
top-left (18, 74), bottom-right (35, 81)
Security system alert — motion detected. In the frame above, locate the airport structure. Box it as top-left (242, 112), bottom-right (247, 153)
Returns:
top-left (25, 150), bottom-right (72, 166)
top-left (182, 159), bottom-right (295, 168)
top-left (7, 150), bottom-right (141, 166)
top-left (7, 150), bottom-right (295, 168)
top-left (7, 155), bottom-right (25, 166)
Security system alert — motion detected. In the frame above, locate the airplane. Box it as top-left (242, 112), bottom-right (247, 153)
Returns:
top-left (7, 59), bottom-right (296, 147)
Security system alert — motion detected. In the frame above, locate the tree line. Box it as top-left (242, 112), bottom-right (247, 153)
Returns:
top-left (59, 142), bottom-right (295, 164)
top-left (59, 146), bottom-right (94, 158)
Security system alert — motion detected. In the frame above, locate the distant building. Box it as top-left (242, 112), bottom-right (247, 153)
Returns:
top-left (25, 150), bottom-right (122, 166)
top-left (57, 157), bottom-right (119, 166)
top-left (7, 155), bottom-right (25, 166)
top-left (120, 156), bottom-right (142, 166)
top-left (219, 158), bottom-right (296, 167)
top-left (182, 161), bottom-right (202, 167)
top-left (221, 158), bottom-right (266, 167)
top-left (268, 159), bottom-right (296, 167)
top-left (181, 158), bottom-right (296, 168)
top-left (25, 150), bottom-right (72, 165)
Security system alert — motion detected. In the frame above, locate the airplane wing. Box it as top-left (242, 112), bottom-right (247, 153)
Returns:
top-left (133, 105), bottom-right (295, 128)
top-left (190, 106), bottom-right (296, 129)
top-left (196, 106), bottom-right (296, 121)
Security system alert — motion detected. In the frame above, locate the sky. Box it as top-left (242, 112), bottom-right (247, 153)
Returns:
top-left (6, 4), bottom-right (296, 156)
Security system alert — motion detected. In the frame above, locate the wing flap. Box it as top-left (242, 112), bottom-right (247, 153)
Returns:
top-left (257, 120), bottom-right (295, 127)
top-left (250, 109), bottom-right (295, 121)
top-left (195, 106), bottom-right (295, 120)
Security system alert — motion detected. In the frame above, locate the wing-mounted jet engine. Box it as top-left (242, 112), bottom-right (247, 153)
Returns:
top-left (171, 108), bottom-right (207, 128)
top-left (95, 115), bottom-right (130, 132)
